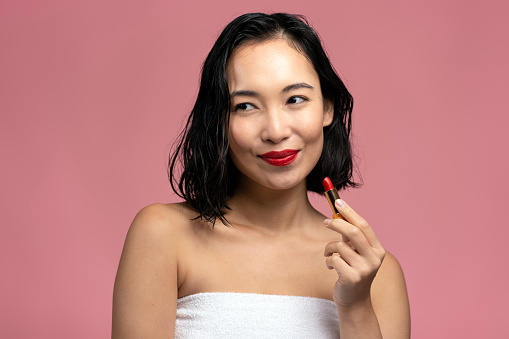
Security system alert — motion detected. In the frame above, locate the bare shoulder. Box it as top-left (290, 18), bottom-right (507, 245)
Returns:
top-left (119, 202), bottom-right (202, 271)
top-left (112, 202), bottom-right (196, 338)
top-left (371, 250), bottom-right (411, 338)
top-left (128, 202), bottom-right (201, 243)
top-left (375, 251), bottom-right (405, 282)
top-left (130, 202), bottom-right (194, 233)
top-left (372, 251), bottom-right (408, 303)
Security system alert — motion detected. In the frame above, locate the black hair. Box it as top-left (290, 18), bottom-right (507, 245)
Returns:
top-left (168, 12), bottom-right (359, 226)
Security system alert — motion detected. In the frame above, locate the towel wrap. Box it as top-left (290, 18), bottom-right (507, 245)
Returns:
top-left (175, 292), bottom-right (340, 338)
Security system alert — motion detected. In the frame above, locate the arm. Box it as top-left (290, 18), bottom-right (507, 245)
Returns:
top-left (324, 199), bottom-right (410, 339)
top-left (371, 251), bottom-right (411, 338)
top-left (112, 204), bottom-right (179, 339)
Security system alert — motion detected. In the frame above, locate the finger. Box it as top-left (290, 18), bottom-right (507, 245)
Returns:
top-left (325, 218), bottom-right (372, 257)
top-left (325, 253), bottom-right (353, 275)
top-left (341, 236), bottom-right (356, 251)
top-left (324, 241), bottom-right (355, 257)
top-left (324, 241), bottom-right (361, 267)
top-left (334, 199), bottom-right (383, 249)
top-left (323, 222), bottom-right (357, 251)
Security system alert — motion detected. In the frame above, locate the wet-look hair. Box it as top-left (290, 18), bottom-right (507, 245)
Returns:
top-left (168, 12), bottom-right (359, 226)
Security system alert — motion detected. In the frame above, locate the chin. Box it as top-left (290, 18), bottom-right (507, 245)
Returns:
top-left (236, 157), bottom-right (318, 192)
top-left (260, 173), bottom-right (309, 191)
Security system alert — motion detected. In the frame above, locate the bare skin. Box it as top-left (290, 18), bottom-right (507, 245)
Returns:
top-left (112, 188), bottom-right (410, 338)
top-left (112, 39), bottom-right (410, 338)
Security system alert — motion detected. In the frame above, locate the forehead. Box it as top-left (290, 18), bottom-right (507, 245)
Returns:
top-left (226, 39), bottom-right (318, 91)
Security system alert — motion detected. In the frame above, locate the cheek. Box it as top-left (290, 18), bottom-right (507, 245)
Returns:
top-left (228, 118), bottom-right (253, 154)
top-left (299, 113), bottom-right (326, 143)
top-left (303, 120), bottom-right (325, 166)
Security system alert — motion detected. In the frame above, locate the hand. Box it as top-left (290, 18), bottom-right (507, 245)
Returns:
top-left (324, 199), bottom-right (386, 308)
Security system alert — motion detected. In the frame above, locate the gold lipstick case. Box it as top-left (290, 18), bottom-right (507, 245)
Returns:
top-left (325, 188), bottom-right (345, 220)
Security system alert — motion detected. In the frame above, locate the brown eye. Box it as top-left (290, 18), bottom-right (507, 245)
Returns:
top-left (287, 96), bottom-right (307, 104)
top-left (234, 103), bottom-right (255, 111)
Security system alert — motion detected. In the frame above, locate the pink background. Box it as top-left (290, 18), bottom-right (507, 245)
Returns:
top-left (1, 0), bottom-right (508, 338)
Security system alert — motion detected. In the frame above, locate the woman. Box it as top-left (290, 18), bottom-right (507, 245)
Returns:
top-left (113, 13), bottom-right (410, 338)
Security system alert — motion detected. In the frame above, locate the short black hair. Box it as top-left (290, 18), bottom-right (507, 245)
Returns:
top-left (168, 12), bottom-right (359, 226)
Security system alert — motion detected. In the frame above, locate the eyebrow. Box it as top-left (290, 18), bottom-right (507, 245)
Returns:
top-left (282, 82), bottom-right (314, 93)
top-left (229, 82), bottom-right (314, 98)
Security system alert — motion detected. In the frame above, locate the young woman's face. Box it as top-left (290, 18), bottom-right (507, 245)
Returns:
top-left (226, 38), bottom-right (333, 191)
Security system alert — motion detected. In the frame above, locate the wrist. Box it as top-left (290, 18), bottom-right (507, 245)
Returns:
top-left (336, 296), bottom-right (376, 321)
top-left (336, 297), bottom-right (382, 338)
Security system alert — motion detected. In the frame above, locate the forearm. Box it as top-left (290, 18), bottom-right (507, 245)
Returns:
top-left (337, 298), bottom-right (383, 339)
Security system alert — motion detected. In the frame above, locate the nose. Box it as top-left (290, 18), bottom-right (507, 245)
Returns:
top-left (260, 108), bottom-right (292, 144)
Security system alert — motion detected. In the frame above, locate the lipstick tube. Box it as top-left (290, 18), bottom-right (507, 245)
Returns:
top-left (323, 177), bottom-right (345, 220)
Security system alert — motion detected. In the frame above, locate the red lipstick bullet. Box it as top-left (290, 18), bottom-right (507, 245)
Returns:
top-left (323, 177), bottom-right (345, 220)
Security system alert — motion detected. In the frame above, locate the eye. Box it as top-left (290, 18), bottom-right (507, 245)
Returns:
top-left (233, 102), bottom-right (255, 112)
top-left (287, 96), bottom-right (307, 105)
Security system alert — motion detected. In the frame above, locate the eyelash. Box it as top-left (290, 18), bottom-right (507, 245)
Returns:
top-left (233, 96), bottom-right (308, 112)
top-left (233, 103), bottom-right (255, 112)
top-left (287, 96), bottom-right (308, 104)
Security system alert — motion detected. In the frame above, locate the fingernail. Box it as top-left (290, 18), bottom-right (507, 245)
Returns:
top-left (324, 219), bottom-right (331, 225)
top-left (335, 199), bottom-right (346, 208)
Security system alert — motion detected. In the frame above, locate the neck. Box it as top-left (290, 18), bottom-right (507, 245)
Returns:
top-left (225, 176), bottom-right (317, 233)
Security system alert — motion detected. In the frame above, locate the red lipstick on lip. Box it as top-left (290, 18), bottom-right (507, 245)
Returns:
top-left (260, 149), bottom-right (299, 166)
top-left (323, 177), bottom-right (345, 220)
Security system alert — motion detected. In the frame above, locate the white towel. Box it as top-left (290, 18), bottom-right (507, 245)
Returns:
top-left (175, 292), bottom-right (340, 338)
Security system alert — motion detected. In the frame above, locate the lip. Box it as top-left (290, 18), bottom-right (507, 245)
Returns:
top-left (259, 149), bottom-right (299, 166)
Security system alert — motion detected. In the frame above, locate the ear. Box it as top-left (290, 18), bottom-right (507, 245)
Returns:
top-left (322, 98), bottom-right (334, 127)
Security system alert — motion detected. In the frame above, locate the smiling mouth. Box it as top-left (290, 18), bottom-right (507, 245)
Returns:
top-left (259, 149), bottom-right (299, 166)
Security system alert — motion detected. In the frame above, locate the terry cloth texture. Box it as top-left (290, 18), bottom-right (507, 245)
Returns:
top-left (174, 292), bottom-right (340, 338)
